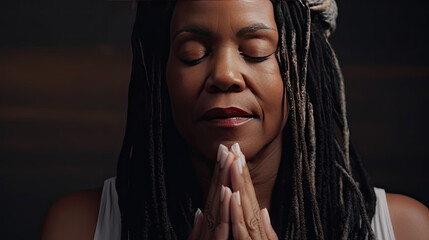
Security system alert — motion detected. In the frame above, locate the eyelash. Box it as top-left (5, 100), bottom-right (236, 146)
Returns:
top-left (240, 52), bottom-right (272, 63)
top-left (180, 51), bottom-right (272, 66)
top-left (180, 54), bottom-right (208, 66)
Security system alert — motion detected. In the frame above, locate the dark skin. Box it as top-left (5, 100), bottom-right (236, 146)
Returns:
top-left (167, 1), bottom-right (285, 238)
top-left (40, 1), bottom-right (429, 239)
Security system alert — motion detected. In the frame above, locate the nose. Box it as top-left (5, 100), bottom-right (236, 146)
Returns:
top-left (205, 48), bottom-right (246, 93)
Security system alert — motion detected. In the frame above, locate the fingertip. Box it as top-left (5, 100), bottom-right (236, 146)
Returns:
top-left (219, 143), bottom-right (228, 152)
top-left (231, 142), bottom-right (242, 156)
top-left (216, 186), bottom-right (232, 239)
top-left (261, 208), bottom-right (277, 239)
top-left (230, 192), bottom-right (240, 212)
top-left (236, 158), bottom-right (243, 174)
top-left (217, 144), bottom-right (229, 168)
top-left (220, 185), bottom-right (226, 203)
top-left (196, 210), bottom-right (204, 229)
top-left (234, 191), bottom-right (241, 206)
top-left (231, 142), bottom-right (246, 165)
top-left (194, 208), bottom-right (202, 226)
top-left (224, 185), bottom-right (232, 196)
top-left (260, 208), bottom-right (269, 224)
top-left (189, 208), bottom-right (203, 240)
top-left (241, 153), bottom-right (246, 166)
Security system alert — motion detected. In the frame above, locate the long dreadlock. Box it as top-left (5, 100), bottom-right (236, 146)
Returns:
top-left (116, 0), bottom-right (377, 239)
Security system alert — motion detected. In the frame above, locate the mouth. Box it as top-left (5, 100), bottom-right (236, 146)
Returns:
top-left (198, 107), bottom-right (255, 127)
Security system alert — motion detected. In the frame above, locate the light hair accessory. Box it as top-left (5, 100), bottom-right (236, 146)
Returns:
top-left (307, 0), bottom-right (338, 36)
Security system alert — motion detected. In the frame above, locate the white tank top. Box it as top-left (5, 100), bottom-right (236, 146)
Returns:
top-left (93, 177), bottom-right (395, 240)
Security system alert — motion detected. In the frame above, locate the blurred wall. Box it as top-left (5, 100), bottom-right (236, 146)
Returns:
top-left (0, 0), bottom-right (428, 239)
top-left (331, 0), bottom-right (429, 207)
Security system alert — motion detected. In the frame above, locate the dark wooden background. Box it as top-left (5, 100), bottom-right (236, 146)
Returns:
top-left (1, 0), bottom-right (428, 239)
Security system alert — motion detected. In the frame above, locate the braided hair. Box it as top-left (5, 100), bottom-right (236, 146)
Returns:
top-left (116, 0), bottom-right (377, 239)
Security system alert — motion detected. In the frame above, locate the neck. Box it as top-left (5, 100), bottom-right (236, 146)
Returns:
top-left (191, 135), bottom-right (282, 210)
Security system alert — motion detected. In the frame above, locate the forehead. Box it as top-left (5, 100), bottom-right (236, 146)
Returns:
top-left (170, 0), bottom-right (277, 36)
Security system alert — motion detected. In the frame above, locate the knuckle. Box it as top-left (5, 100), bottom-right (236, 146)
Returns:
top-left (252, 204), bottom-right (260, 215)
top-left (246, 217), bottom-right (259, 231)
top-left (203, 204), bottom-right (211, 215)
top-left (217, 217), bottom-right (229, 225)
top-left (239, 218), bottom-right (246, 226)
top-left (205, 213), bottom-right (216, 231)
top-left (214, 224), bottom-right (223, 234)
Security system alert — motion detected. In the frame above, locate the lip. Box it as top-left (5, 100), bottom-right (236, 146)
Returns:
top-left (198, 107), bottom-right (255, 127)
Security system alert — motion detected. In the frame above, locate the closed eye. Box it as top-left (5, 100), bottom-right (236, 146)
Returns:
top-left (180, 53), bottom-right (209, 66)
top-left (240, 52), bottom-right (272, 63)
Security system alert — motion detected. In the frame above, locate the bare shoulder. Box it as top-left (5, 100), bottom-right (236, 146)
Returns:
top-left (40, 187), bottom-right (102, 240)
top-left (386, 192), bottom-right (429, 240)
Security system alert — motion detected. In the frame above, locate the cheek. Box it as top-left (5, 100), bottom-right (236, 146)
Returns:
top-left (250, 60), bottom-right (287, 126)
top-left (266, 74), bottom-right (287, 131)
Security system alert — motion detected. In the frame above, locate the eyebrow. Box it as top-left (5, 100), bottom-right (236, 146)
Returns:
top-left (172, 23), bottom-right (275, 40)
top-left (236, 23), bottom-right (275, 37)
top-left (172, 25), bottom-right (212, 40)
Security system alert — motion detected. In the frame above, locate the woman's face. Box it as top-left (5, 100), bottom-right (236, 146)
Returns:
top-left (166, 0), bottom-right (288, 161)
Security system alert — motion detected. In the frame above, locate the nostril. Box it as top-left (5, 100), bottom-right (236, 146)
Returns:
top-left (208, 85), bottom-right (221, 92)
top-left (208, 83), bottom-right (243, 93)
top-left (229, 84), bottom-right (243, 92)
top-left (205, 64), bottom-right (246, 92)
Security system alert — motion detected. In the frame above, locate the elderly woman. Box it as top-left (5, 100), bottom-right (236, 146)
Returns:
top-left (41, 0), bottom-right (429, 239)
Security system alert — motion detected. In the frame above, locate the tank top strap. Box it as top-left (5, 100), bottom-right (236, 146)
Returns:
top-left (93, 177), bottom-right (122, 240)
top-left (371, 187), bottom-right (396, 239)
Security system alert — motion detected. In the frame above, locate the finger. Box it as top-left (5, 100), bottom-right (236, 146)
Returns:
top-left (201, 145), bottom-right (234, 236)
top-left (219, 152), bottom-right (235, 185)
top-left (206, 147), bottom-right (234, 204)
top-left (188, 209), bottom-right (203, 240)
top-left (206, 144), bottom-right (229, 201)
top-left (231, 191), bottom-right (251, 240)
top-left (230, 144), bottom-right (264, 239)
top-left (261, 208), bottom-right (278, 240)
top-left (214, 185), bottom-right (232, 239)
top-left (231, 143), bottom-right (258, 204)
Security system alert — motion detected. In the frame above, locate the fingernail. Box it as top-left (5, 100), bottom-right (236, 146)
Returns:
top-left (217, 144), bottom-right (228, 168)
top-left (194, 208), bottom-right (202, 226)
top-left (232, 143), bottom-right (246, 167)
top-left (220, 185), bottom-right (225, 202)
top-left (235, 191), bottom-right (241, 205)
top-left (236, 158), bottom-right (243, 174)
top-left (241, 154), bottom-right (246, 167)
top-left (231, 142), bottom-right (242, 157)
top-left (263, 208), bottom-right (271, 224)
